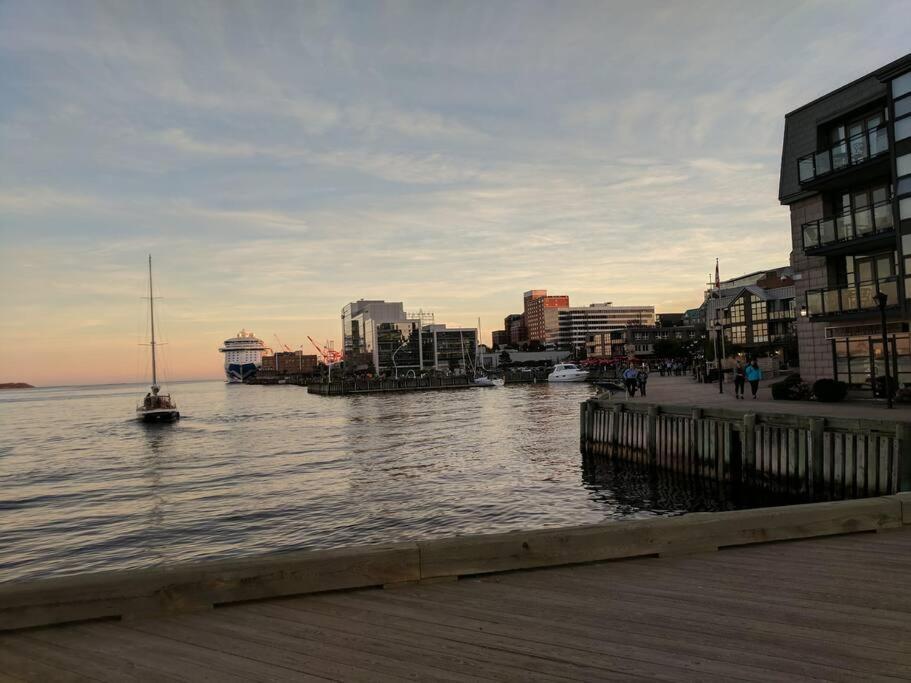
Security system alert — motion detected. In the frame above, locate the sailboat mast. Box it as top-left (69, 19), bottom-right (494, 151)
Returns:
top-left (148, 255), bottom-right (157, 387)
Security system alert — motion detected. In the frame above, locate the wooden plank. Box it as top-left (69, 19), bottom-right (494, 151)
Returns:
top-left (3, 630), bottom-right (180, 682)
top-left (424, 575), bottom-right (911, 677)
top-left (194, 606), bottom-right (558, 683)
top-left (336, 587), bottom-right (882, 681)
top-left (256, 599), bottom-right (669, 681)
top-left (123, 614), bottom-right (451, 683)
top-left (290, 591), bottom-right (794, 682)
top-left (0, 641), bottom-right (86, 683)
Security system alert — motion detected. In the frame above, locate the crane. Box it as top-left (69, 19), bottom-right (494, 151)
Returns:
top-left (308, 337), bottom-right (343, 381)
top-left (273, 334), bottom-right (292, 353)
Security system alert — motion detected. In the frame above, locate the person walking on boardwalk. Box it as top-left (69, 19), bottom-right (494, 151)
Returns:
top-left (637, 367), bottom-right (649, 397)
top-left (622, 365), bottom-right (639, 398)
top-left (733, 360), bottom-right (746, 400)
top-left (745, 359), bottom-right (762, 399)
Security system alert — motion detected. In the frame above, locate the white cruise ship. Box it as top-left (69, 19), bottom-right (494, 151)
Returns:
top-left (219, 329), bottom-right (266, 383)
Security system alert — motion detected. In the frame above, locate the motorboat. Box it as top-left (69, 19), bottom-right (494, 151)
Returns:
top-left (547, 363), bottom-right (590, 383)
top-left (473, 376), bottom-right (505, 387)
top-left (136, 255), bottom-right (180, 423)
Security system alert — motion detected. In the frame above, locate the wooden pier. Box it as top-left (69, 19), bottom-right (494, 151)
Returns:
top-left (581, 399), bottom-right (911, 499)
top-left (307, 376), bottom-right (475, 395)
top-left (2, 495), bottom-right (910, 680)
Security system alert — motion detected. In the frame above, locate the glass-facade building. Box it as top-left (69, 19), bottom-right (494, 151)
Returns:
top-left (341, 300), bottom-right (477, 375)
top-left (780, 53), bottom-right (911, 388)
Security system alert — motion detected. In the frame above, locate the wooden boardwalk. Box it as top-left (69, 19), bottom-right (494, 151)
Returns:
top-left (2, 527), bottom-right (911, 681)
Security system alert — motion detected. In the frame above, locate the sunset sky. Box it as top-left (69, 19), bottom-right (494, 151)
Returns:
top-left (1, 1), bottom-right (909, 385)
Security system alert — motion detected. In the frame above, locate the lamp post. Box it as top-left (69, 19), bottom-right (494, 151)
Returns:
top-left (391, 340), bottom-right (409, 380)
top-left (873, 291), bottom-right (893, 409)
top-left (713, 320), bottom-right (723, 394)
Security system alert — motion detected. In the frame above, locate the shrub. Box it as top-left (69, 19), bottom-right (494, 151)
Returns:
top-left (812, 378), bottom-right (848, 402)
top-left (873, 375), bottom-right (898, 398)
top-left (770, 374), bottom-right (811, 401)
top-left (894, 387), bottom-right (911, 404)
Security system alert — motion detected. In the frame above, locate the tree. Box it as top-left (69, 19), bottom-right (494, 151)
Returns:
top-left (499, 350), bottom-right (511, 365)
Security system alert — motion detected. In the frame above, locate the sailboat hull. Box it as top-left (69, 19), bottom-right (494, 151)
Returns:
top-left (138, 408), bottom-right (180, 422)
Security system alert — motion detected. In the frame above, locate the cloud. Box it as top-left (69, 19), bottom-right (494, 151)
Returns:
top-left (1, 0), bottom-right (908, 383)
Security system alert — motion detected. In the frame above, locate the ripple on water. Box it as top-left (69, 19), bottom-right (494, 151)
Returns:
top-left (1, 380), bottom-right (715, 582)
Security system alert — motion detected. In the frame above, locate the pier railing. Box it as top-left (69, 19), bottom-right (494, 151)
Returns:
top-left (580, 400), bottom-right (911, 498)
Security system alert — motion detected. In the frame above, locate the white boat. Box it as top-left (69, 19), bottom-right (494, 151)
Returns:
top-left (472, 376), bottom-right (505, 387)
top-left (136, 256), bottom-right (179, 423)
top-left (547, 363), bottom-right (590, 383)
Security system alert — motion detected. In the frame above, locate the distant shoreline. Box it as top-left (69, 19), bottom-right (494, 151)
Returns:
top-left (0, 383), bottom-right (35, 389)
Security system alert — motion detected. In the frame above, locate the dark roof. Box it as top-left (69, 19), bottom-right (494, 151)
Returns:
top-left (778, 53), bottom-right (911, 205)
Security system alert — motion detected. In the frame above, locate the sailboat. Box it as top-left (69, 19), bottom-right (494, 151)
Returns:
top-left (136, 255), bottom-right (180, 422)
top-left (469, 319), bottom-right (504, 387)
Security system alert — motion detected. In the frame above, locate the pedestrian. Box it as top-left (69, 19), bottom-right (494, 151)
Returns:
top-left (745, 359), bottom-right (763, 399)
top-left (622, 365), bottom-right (639, 398)
top-left (637, 367), bottom-right (649, 397)
top-left (733, 360), bottom-right (746, 399)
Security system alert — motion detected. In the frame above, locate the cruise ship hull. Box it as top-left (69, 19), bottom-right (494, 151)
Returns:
top-left (225, 362), bottom-right (258, 383)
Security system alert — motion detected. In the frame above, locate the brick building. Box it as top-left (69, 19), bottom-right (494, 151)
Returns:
top-left (780, 54), bottom-right (911, 388)
top-left (523, 290), bottom-right (569, 345)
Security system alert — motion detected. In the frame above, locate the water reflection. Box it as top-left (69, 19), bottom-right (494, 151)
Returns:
top-left (1, 379), bottom-right (721, 582)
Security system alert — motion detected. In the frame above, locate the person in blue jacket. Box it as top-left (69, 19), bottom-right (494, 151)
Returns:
top-left (744, 359), bottom-right (763, 399)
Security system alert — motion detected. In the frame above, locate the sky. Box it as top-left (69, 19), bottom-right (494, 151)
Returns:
top-left (1, 1), bottom-right (909, 385)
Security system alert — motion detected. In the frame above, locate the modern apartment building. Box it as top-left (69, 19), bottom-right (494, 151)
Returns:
top-left (523, 290), bottom-right (569, 345)
top-left (779, 54), bottom-right (911, 387)
top-left (340, 300), bottom-right (477, 374)
top-left (557, 303), bottom-right (655, 349)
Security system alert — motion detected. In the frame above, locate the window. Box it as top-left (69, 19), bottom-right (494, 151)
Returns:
top-left (727, 325), bottom-right (747, 344)
top-left (751, 301), bottom-right (767, 321)
top-left (899, 154), bottom-right (911, 178)
top-left (752, 323), bottom-right (768, 343)
top-left (897, 117), bottom-right (911, 142)
top-left (893, 72), bottom-right (911, 99)
top-left (729, 301), bottom-right (745, 324)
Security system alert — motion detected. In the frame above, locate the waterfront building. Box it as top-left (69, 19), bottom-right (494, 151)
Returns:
top-left (779, 53), bottom-right (911, 387)
top-left (219, 329), bottom-right (267, 383)
top-left (701, 267), bottom-right (796, 355)
top-left (586, 325), bottom-right (700, 359)
top-left (505, 313), bottom-right (527, 346)
top-left (491, 329), bottom-right (509, 349)
top-left (524, 290), bottom-right (569, 345)
top-left (340, 300), bottom-right (478, 375)
top-left (557, 303), bottom-right (655, 350)
top-left (623, 325), bottom-right (701, 358)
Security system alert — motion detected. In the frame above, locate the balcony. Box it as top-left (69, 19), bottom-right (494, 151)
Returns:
top-left (801, 199), bottom-right (895, 253)
top-left (797, 125), bottom-right (889, 185)
top-left (805, 277), bottom-right (899, 319)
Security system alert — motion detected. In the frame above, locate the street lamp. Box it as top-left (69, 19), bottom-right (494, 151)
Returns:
top-left (391, 340), bottom-right (409, 380)
top-left (873, 290), bottom-right (893, 409)
top-left (713, 319), bottom-right (724, 394)
top-left (799, 304), bottom-right (808, 318)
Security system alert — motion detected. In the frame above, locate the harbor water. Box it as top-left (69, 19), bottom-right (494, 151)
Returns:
top-left (3, 380), bottom-right (727, 583)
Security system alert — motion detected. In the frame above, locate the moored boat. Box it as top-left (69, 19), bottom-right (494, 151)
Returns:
top-left (547, 363), bottom-right (590, 382)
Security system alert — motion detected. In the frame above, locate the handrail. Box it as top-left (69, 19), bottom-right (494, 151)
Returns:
top-left (805, 276), bottom-right (899, 317)
top-left (797, 124), bottom-right (889, 183)
top-left (801, 198), bottom-right (894, 250)
top-left (587, 399), bottom-right (903, 433)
